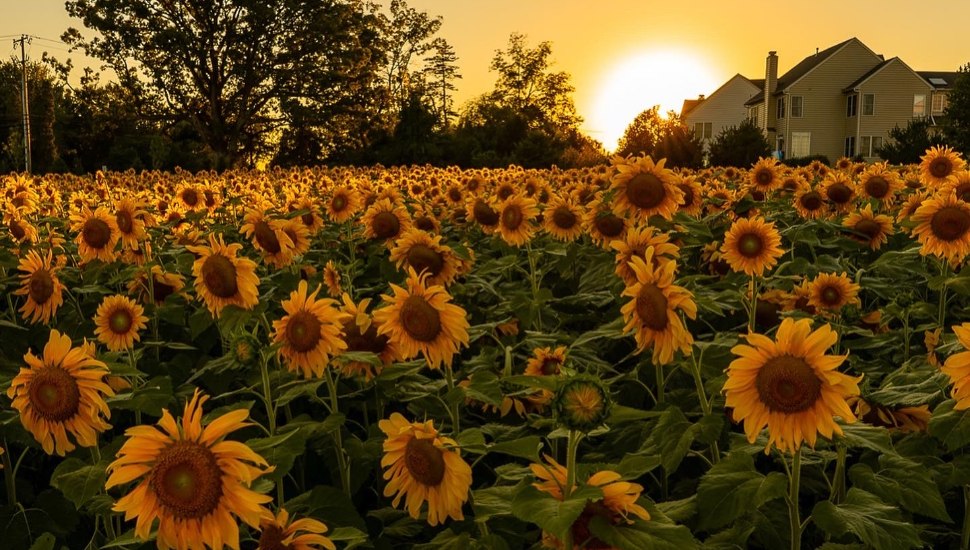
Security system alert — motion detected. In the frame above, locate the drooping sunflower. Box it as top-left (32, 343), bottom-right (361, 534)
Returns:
top-left (379, 413), bottom-right (472, 526)
top-left (609, 154), bottom-right (683, 222)
top-left (842, 204), bottom-right (893, 250)
top-left (361, 198), bottom-right (413, 244)
top-left (113, 197), bottom-right (148, 250)
top-left (807, 272), bottom-right (861, 313)
top-left (610, 225), bottom-right (680, 286)
top-left (920, 145), bottom-right (967, 188)
top-left (335, 294), bottom-right (401, 380)
top-left (942, 323), bottom-right (970, 410)
top-left (241, 209), bottom-right (296, 268)
top-left (676, 175), bottom-right (705, 217)
top-left (719, 216), bottom-right (785, 276)
top-left (723, 317), bottom-right (862, 453)
top-left (257, 508), bottom-right (336, 550)
top-left (497, 193), bottom-right (539, 246)
top-left (857, 162), bottom-right (902, 207)
top-left (272, 280), bottom-right (347, 379)
top-left (389, 229), bottom-right (460, 287)
top-left (7, 330), bottom-right (113, 456)
top-left (70, 206), bottom-right (120, 263)
top-left (373, 268), bottom-right (469, 370)
top-left (466, 197), bottom-right (500, 234)
top-left (911, 191), bottom-right (970, 264)
top-left (323, 260), bottom-right (342, 298)
top-left (94, 295), bottom-right (149, 351)
top-left (127, 265), bottom-right (185, 306)
top-left (326, 184), bottom-right (363, 223)
top-left (748, 157), bottom-right (783, 195)
top-left (14, 248), bottom-right (65, 324)
top-left (847, 396), bottom-right (930, 434)
top-left (106, 390), bottom-right (273, 550)
top-left (620, 252), bottom-right (697, 365)
top-left (187, 233), bottom-right (261, 318)
top-left (542, 195), bottom-right (585, 242)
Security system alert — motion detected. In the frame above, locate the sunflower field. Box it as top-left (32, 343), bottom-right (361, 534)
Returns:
top-left (4, 147), bottom-right (970, 549)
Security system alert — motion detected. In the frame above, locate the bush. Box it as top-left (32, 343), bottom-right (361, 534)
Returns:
top-left (782, 154), bottom-right (830, 167)
top-left (707, 119), bottom-right (771, 167)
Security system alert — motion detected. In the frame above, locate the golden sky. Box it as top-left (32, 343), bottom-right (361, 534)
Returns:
top-left (7, 0), bottom-right (970, 150)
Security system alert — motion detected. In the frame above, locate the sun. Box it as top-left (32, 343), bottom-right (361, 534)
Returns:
top-left (588, 49), bottom-right (721, 152)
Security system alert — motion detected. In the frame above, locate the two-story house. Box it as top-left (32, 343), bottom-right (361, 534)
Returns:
top-left (682, 74), bottom-right (763, 153)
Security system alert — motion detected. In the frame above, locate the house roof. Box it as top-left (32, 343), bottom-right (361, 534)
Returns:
top-left (680, 98), bottom-right (703, 118)
top-left (918, 71), bottom-right (964, 89)
top-left (680, 73), bottom-right (762, 118)
top-left (745, 38), bottom-right (859, 106)
top-left (842, 59), bottom-right (894, 91)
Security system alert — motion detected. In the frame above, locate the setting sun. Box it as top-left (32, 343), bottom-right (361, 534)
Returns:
top-left (589, 49), bottom-right (721, 152)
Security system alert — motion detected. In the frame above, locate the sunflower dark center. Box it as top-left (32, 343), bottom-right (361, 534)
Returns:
top-left (203, 190), bottom-right (216, 208)
top-left (755, 301), bottom-right (780, 329)
top-left (404, 437), bottom-right (446, 486)
top-left (332, 194), bottom-right (348, 212)
top-left (448, 188), bottom-right (462, 202)
top-left (678, 183), bottom-right (695, 207)
top-left (799, 191), bottom-right (823, 211)
top-left (957, 182), bottom-right (970, 202)
top-left (153, 277), bottom-right (176, 303)
top-left (502, 204), bottom-right (524, 231)
top-left (551, 206), bottom-right (577, 229)
top-left (181, 188), bottom-right (199, 207)
top-left (286, 311), bottom-right (322, 353)
top-left (497, 184), bottom-right (515, 201)
top-left (371, 211), bottom-right (401, 239)
top-left (9, 220), bottom-right (25, 240)
top-left (109, 308), bottom-right (133, 334)
top-left (625, 173), bottom-right (666, 210)
top-left (149, 441), bottom-right (224, 519)
top-left (82, 218), bottom-right (112, 249)
top-left (258, 525), bottom-right (289, 550)
top-left (415, 216), bottom-right (435, 232)
top-left (593, 213), bottom-right (624, 237)
top-left (754, 168), bottom-right (774, 186)
top-left (825, 183), bottom-right (853, 204)
top-left (930, 206), bottom-right (970, 241)
top-left (930, 157), bottom-right (953, 179)
top-left (541, 357), bottom-right (562, 375)
top-left (400, 295), bottom-right (441, 343)
top-left (116, 209), bottom-right (133, 234)
top-left (472, 200), bottom-right (499, 226)
top-left (343, 321), bottom-right (389, 354)
top-left (301, 212), bottom-right (315, 226)
top-left (737, 232), bottom-right (764, 258)
top-left (28, 269), bottom-right (54, 304)
top-left (820, 286), bottom-right (842, 306)
top-left (28, 366), bottom-right (80, 421)
top-left (755, 355), bottom-right (822, 413)
top-left (864, 176), bottom-right (889, 198)
top-left (406, 244), bottom-right (444, 277)
top-left (635, 283), bottom-right (669, 331)
top-left (253, 221), bottom-right (282, 254)
top-left (853, 219), bottom-right (882, 239)
top-left (201, 254), bottom-right (239, 299)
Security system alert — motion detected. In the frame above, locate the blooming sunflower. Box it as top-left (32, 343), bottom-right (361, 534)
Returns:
top-left (272, 280), bottom-right (347, 379)
top-left (361, 198), bottom-right (412, 244)
top-left (70, 206), bottom-right (120, 263)
top-left (847, 396), bottom-right (930, 434)
top-left (920, 145), bottom-right (966, 188)
top-left (279, 217), bottom-right (311, 258)
top-left (326, 185), bottom-right (362, 223)
top-left (187, 233), bottom-right (261, 318)
top-left (106, 390), bottom-right (273, 550)
top-left (257, 508), bottom-right (336, 550)
top-left (610, 225), bottom-right (680, 286)
top-left (389, 229), bottom-right (460, 287)
top-left (857, 163), bottom-right (902, 207)
top-left (542, 195), bottom-right (585, 242)
top-left (7, 330), bottom-right (113, 456)
top-left (719, 216), bottom-right (785, 276)
top-left (373, 268), bottom-right (469, 369)
top-left (820, 172), bottom-right (857, 213)
top-left (792, 186), bottom-right (828, 220)
top-left (379, 413), bottom-right (472, 526)
top-left (941, 324), bottom-right (970, 410)
top-left (610, 155), bottom-right (683, 222)
top-left (807, 272), bottom-right (861, 313)
top-left (128, 265), bottom-right (185, 305)
top-left (911, 191), bottom-right (970, 264)
top-left (466, 197), bottom-right (500, 234)
top-left (842, 204), bottom-right (893, 250)
top-left (497, 193), bottom-right (539, 246)
top-left (113, 197), bottom-right (148, 250)
top-left (241, 209), bottom-right (296, 268)
top-left (14, 248), bottom-right (65, 324)
top-left (335, 294), bottom-right (400, 380)
top-left (620, 252), bottom-right (697, 365)
top-left (584, 197), bottom-right (628, 248)
top-left (323, 260), bottom-right (342, 298)
top-left (723, 317), bottom-right (862, 453)
top-left (676, 175), bottom-right (704, 217)
top-left (94, 295), bottom-right (149, 351)
top-left (748, 157), bottom-right (783, 194)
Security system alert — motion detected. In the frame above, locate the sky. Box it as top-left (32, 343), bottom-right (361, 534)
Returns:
top-left (6, 0), bottom-right (970, 150)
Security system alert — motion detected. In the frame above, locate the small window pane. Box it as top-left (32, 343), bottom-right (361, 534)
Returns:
top-left (872, 136), bottom-right (883, 154)
top-left (704, 122), bottom-right (713, 139)
top-left (914, 95), bottom-right (926, 116)
top-left (863, 94), bottom-right (874, 116)
top-left (861, 136), bottom-right (871, 156)
top-left (847, 95), bottom-right (857, 117)
top-left (791, 96), bottom-right (803, 117)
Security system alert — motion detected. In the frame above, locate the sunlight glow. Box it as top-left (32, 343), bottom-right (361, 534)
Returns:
top-left (590, 49), bottom-right (721, 152)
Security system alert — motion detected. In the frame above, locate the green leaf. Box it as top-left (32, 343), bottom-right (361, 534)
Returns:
top-left (472, 485), bottom-right (517, 520)
top-left (929, 399), bottom-right (970, 450)
top-left (28, 533), bottom-right (56, 550)
top-left (641, 406), bottom-right (710, 474)
top-left (108, 375), bottom-right (173, 416)
top-left (49, 458), bottom-right (107, 510)
top-left (490, 435), bottom-right (543, 462)
top-left (811, 488), bottom-right (922, 550)
top-left (511, 484), bottom-right (602, 537)
top-left (456, 428), bottom-right (487, 455)
top-left (696, 453), bottom-right (787, 530)
top-left (285, 486), bottom-right (368, 531)
top-left (838, 421), bottom-right (895, 454)
top-left (607, 405), bottom-right (663, 424)
top-left (246, 428), bottom-right (308, 481)
top-left (328, 526), bottom-right (369, 549)
top-left (848, 455), bottom-right (950, 522)
top-left (588, 515), bottom-right (699, 550)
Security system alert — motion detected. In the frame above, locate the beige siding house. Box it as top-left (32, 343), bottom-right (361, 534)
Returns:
top-left (682, 74), bottom-right (763, 153)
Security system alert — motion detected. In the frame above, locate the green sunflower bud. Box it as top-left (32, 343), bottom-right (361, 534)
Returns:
top-left (553, 376), bottom-right (612, 432)
top-left (229, 333), bottom-right (261, 368)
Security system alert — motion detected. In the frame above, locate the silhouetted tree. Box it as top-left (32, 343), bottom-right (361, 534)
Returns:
top-left (878, 118), bottom-right (945, 164)
top-left (423, 38), bottom-right (461, 128)
top-left (943, 64), bottom-right (970, 155)
top-left (708, 119), bottom-right (772, 167)
top-left (617, 107), bottom-right (702, 168)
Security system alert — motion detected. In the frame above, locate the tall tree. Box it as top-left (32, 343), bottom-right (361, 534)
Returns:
top-left (378, 0), bottom-right (442, 116)
top-left (64, 0), bottom-right (386, 168)
top-left (943, 64), bottom-right (970, 155)
top-left (423, 38), bottom-right (461, 128)
top-left (616, 107), bottom-right (702, 168)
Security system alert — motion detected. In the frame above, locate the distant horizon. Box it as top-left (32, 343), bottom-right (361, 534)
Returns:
top-left (7, 1), bottom-right (970, 151)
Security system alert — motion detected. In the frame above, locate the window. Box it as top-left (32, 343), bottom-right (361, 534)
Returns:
top-left (777, 97), bottom-right (785, 119)
top-left (844, 136), bottom-right (856, 157)
top-left (862, 94), bottom-right (875, 116)
top-left (914, 94), bottom-right (926, 116)
top-left (790, 96), bottom-right (803, 118)
top-left (791, 132), bottom-right (811, 157)
top-left (847, 95), bottom-right (857, 117)
top-left (872, 136), bottom-right (883, 155)
top-left (859, 136), bottom-right (883, 157)
top-left (693, 122), bottom-right (713, 140)
top-left (693, 122), bottom-right (703, 138)
top-left (933, 93), bottom-right (948, 113)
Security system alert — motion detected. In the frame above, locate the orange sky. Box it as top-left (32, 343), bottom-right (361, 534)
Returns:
top-left (7, 0), bottom-right (970, 150)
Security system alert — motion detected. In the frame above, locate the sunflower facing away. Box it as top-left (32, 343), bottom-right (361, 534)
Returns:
top-left (620, 251), bottom-right (697, 365)
top-left (106, 390), bottom-right (273, 550)
top-left (723, 317), bottom-right (862, 453)
top-left (609, 154), bottom-right (683, 222)
top-left (719, 216), bottom-right (785, 277)
top-left (257, 508), bottom-right (336, 550)
top-left (389, 229), bottom-right (460, 287)
top-left (373, 268), bottom-right (470, 369)
top-left (14, 248), bottom-right (65, 324)
top-left (379, 413), bottom-right (472, 526)
top-left (271, 280), bottom-right (347, 379)
top-left (941, 323), bottom-right (970, 410)
top-left (911, 191), bottom-right (970, 265)
top-left (7, 329), bottom-right (113, 456)
top-left (188, 233), bottom-right (261, 318)
top-left (94, 295), bottom-right (150, 351)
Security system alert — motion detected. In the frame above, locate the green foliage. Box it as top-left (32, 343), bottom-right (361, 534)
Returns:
top-left (616, 106), bottom-right (703, 168)
top-left (878, 117), bottom-right (945, 164)
top-left (707, 119), bottom-right (771, 167)
top-left (811, 489), bottom-right (923, 550)
top-left (943, 64), bottom-right (970, 155)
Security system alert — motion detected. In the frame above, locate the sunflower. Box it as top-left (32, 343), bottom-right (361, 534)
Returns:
top-left (620, 252), bottom-right (697, 365)
top-left (106, 390), bottom-right (273, 550)
top-left (525, 346), bottom-right (567, 377)
top-left (466, 197), bottom-right (500, 233)
top-left (748, 157), bottom-right (782, 194)
top-left (792, 186), bottom-right (828, 219)
top-left (920, 145), bottom-right (966, 188)
top-left (379, 413), bottom-right (472, 526)
top-left (326, 185), bottom-right (362, 223)
top-left (897, 190), bottom-right (930, 223)
top-left (4, 208), bottom-right (38, 244)
top-left (610, 155), bottom-right (683, 222)
top-left (241, 209), bottom-right (296, 268)
top-left (723, 317), bottom-right (862, 453)
top-left (128, 265), bottom-right (185, 305)
top-left (258, 508), bottom-right (336, 550)
top-left (807, 272), bottom-right (861, 313)
top-left (389, 229), bottom-right (460, 287)
top-left (94, 295), bottom-right (149, 351)
top-left (542, 195), bottom-right (585, 242)
top-left (291, 197), bottom-right (325, 234)
top-left (842, 204), bottom-right (893, 250)
top-left (361, 198), bottom-right (412, 244)
top-left (14, 248), bottom-right (65, 324)
top-left (497, 193), bottom-right (539, 246)
top-left (847, 396), bottom-right (930, 434)
top-left (187, 233), bottom-right (261, 318)
top-left (719, 216), bottom-right (785, 276)
top-left (335, 294), bottom-right (400, 380)
top-left (820, 172), bottom-right (857, 213)
top-left (911, 191), bottom-right (970, 264)
top-left (373, 268), bottom-right (469, 370)
top-left (114, 197), bottom-right (148, 250)
top-left (610, 225), bottom-right (680, 286)
top-left (323, 260), bottom-right (342, 298)
top-left (272, 280), bottom-right (347, 379)
top-left (7, 329), bottom-right (113, 456)
top-left (857, 163), bottom-right (902, 207)
top-left (279, 218), bottom-right (311, 258)
top-left (174, 183), bottom-right (204, 211)
top-left (70, 206), bottom-right (120, 263)
top-left (584, 197), bottom-right (628, 248)
top-left (676, 175), bottom-right (704, 217)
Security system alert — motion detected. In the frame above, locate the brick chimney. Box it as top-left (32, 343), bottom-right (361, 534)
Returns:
top-left (763, 51), bottom-right (778, 135)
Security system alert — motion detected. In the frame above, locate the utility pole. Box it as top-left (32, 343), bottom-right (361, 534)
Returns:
top-left (13, 35), bottom-right (31, 174)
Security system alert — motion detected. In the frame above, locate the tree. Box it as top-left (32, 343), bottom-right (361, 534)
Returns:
top-left (423, 38), bottom-right (461, 128)
top-left (64, 0), bottom-right (386, 168)
top-left (878, 117), bottom-right (944, 164)
top-left (378, 0), bottom-right (442, 117)
top-left (616, 107), bottom-right (702, 168)
top-left (708, 119), bottom-right (772, 167)
top-left (943, 64), bottom-right (970, 155)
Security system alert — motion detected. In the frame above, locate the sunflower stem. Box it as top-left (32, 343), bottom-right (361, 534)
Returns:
top-left (259, 352), bottom-right (276, 434)
top-left (830, 443), bottom-right (846, 504)
top-left (654, 360), bottom-right (665, 405)
top-left (325, 367), bottom-right (351, 497)
top-left (444, 365), bottom-right (461, 434)
top-left (689, 352), bottom-right (719, 464)
top-left (345, 223), bottom-right (356, 297)
top-left (526, 242), bottom-right (543, 332)
top-left (940, 260), bottom-right (950, 330)
top-left (2, 440), bottom-right (15, 506)
top-left (562, 429), bottom-right (581, 549)
top-left (962, 485), bottom-right (970, 550)
top-left (748, 275), bottom-right (758, 333)
top-left (787, 448), bottom-right (803, 550)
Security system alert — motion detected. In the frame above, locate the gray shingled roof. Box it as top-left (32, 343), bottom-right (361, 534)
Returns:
top-left (842, 59), bottom-right (894, 92)
top-left (917, 71), bottom-right (964, 89)
top-left (745, 38), bottom-right (856, 106)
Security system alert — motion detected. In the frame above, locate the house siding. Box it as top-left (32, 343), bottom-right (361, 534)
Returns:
top-left (684, 75), bottom-right (760, 153)
top-left (856, 60), bottom-right (933, 160)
